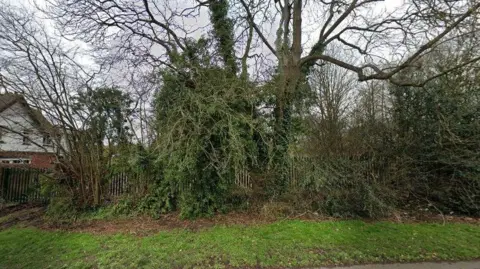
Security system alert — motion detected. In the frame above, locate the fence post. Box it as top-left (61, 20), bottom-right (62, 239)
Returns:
top-left (0, 167), bottom-right (4, 201)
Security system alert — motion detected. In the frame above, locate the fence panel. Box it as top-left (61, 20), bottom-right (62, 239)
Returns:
top-left (108, 172), bottom-right (131, 197)
top-left (0, 167), bottom-right (45, 203)
top-left (235, 168), bottom-right (252, 189)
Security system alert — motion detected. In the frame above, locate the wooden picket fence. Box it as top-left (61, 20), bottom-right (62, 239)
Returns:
top-left (0, 167), bottom-right (47, 203)
top-left (108, 172), bottom-right (130, 197)
top-left (108, 169), bottom-right (256, 196)
top-left (108, 158), bottom-right (324, 194)
top-left (107, 172), bottom-right (153, 198)
top-left (235, 168), bottom-right (252, 189)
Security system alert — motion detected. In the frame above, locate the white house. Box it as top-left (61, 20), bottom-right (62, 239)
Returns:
top-left (0, 94), bottom-right (57, 168)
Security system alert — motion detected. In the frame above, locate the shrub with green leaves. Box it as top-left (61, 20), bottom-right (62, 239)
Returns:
top-left (151, 49), bottom-right (262, 218)
top-left (391, 71), bottom-right (480, 215)
top-left (291, 156), bottom-right (397, 218)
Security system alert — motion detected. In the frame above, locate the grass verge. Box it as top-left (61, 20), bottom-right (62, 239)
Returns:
top-left (0, 220), bottom-right (479, 268)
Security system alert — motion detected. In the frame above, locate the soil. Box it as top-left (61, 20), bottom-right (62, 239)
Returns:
top-left (60, 212), bottom-right (276, 236)
top-left (0, 204), bottom-right (45, 230)
top-left (0, 204), bottom-right (276, 235)
top-left (0, 203), bottom-right (479, 236)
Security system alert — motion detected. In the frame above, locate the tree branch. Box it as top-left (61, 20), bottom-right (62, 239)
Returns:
top-left (238, 0), bottom-right (277, 57)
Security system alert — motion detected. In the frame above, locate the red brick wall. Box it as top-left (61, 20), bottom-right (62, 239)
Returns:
top-left (0, 152), bottom-right (55, 169)
top-left (30, 154), bottom-right (55, 169)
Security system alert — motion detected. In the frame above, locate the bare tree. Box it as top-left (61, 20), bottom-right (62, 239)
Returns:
top-left (0, 2), bottom-right (123, 206)
top-left (306, 60), bottom-right (355, 155)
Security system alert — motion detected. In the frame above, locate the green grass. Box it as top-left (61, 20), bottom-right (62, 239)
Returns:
top-left (0, 220), bottom-right (479, 268)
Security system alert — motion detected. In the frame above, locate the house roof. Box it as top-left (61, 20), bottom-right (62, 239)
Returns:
top-left (0, 93), bottom-right (54, 132)
top-left (0, 93), bottom-right (21, 113)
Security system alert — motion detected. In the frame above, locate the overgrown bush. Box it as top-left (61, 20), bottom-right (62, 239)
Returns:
top-left (110, 197), bottom-right (137, 216)
top-left (138, 180), bottom-right (178, 218)
top-left (151, 61), bottom-right (262, 218)
top-left (225, 186), bottom-right (253, 211)
top-left (44, 197), bottom-right (78, 222)
top-left (260, 201), bottom-right (294, 219)
top-left (391, 71), bottom-right (480, 216)
top-left (289, 157), bottom-right (397, 218)
top-left (40, 172), bottom-right (80, 221)
top-left (0, 197), bottom-right (6, 210)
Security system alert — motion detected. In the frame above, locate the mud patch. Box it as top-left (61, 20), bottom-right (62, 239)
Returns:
top-left (0, 205), bottom-right (45, 230)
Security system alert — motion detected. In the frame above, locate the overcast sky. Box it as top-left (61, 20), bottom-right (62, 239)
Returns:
top-left (8, 0), bottom-right (407, 85)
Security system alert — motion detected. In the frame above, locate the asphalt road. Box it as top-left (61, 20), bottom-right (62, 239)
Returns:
top-left (316, 261), bottom-right (480, 269)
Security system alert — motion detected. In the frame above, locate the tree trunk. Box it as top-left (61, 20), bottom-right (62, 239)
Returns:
top-left (272, 56), bottom-right (302, 194)
top-left (93, 178), bottom-right (100, 206)
top-left (270, 0), bottom-right (303, 195)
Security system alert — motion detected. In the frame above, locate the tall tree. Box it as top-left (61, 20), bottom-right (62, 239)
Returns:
top-left (75, 87), bottom-right (133, 148)
top-left (209, 0), bottom-right (238, 74)
top-left (306, 61), bottom-right (355, 155)
top-left (44, 0), bottom-right (480, 186)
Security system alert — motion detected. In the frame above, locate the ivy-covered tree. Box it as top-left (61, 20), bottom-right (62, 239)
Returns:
top-left (149, 37), bottom-right (262, 218)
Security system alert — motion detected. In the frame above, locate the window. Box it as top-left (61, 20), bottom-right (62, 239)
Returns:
top-left (43, 134), bottom-right (52, 146)
top-left (22, 130), bottom-right (31, 145)
top-left (0, 158), bottom-right (31, 165)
